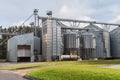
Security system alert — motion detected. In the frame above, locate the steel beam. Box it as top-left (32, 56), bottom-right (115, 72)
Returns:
top-left (61, 27), bottom-right (88, 30)
top-left (38, 16), bottom-right (120, 26)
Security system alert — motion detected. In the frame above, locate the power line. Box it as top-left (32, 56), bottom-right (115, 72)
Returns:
top-left (13, 14), bottom-right (34, 34)
top-left (20, 14), bottom-right (34, 26)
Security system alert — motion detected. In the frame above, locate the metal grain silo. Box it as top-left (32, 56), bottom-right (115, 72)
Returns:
top-left (83, 24), bottom-right (111, 59)
top-left (80, 31), bottom-right (96, 59)
top-left (42, 19), bottom-right (62, 61)
top-left (110, 27), bottom-right (120, 58)
top-left (63, 33), bottom-right (79, 55)
top-left (103, 31), bottom-right (111, 57)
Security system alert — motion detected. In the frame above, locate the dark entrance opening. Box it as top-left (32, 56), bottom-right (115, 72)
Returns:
top-left (17, 45), bottom-right (31, 62)
top-left (18, 57), bottom-right (30, 62)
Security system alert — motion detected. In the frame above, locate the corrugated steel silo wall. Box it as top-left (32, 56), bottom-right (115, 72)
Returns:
top-left (94, 31), bottom-right (110, 58)
top-left (81, 32), bottom-right (96, 48)
top-left (110, 28), bottom-right (120, 58)
top-left (103, 31), bottom-right (111, 58)
top-left (42, 19), bottom-right (53, 61)
top-left (63, 33), bottom-right (79, 55)
top-left (80, 32), bottom-right (96, 59)
top-left (83, 25), bottom-right (111, 59)
top-left (52, 20), bottom-right (61, 57)
top-left (56, 25), bottom-right (62, 57)
top-left (94, 31), bottom-right (105, 58)
top-left (42, 19), bottom-right (61, 61)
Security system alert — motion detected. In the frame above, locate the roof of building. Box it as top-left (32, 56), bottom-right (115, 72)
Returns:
top-left (83, 24), bottom-right (106, 32)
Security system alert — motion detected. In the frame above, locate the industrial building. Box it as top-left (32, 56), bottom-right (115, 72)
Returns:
top-left (6, 10), bottom-right (120, 62)
top-left (6, 18), bottom-right (112, 62)
top-left (41, 17), bottom-right (111, 61)
top-left (7, 33), bottom-right (41, 62)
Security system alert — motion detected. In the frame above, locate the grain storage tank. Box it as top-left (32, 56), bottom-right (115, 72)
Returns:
top-left (42, 19), bottom-right (62, 61)
top-left (110, 27), bottom-right (120, 58)
top-left (63, 33), bottom-right (79, 55)
top-left (80, 31), bottom-right (96, 59)
top-left (103, 31), bottom-right (111, 58)
top-left (83, 24), bottom-right (111, 59)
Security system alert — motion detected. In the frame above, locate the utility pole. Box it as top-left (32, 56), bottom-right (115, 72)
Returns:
top-left (34, 9), bottom-right (38, 36)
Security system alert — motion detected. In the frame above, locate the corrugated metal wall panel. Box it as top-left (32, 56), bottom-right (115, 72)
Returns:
top-left (110, 27), bottom-right (120, 58)
top-left (42, 19), bottom-right (62, 61)
top-left (94, 31), bottom-right (104, 58)
top-left (7, 37), bottom-right (17, 62)
top-left (7, 33), bottom-right (40, 62)
top-left (80, 32), bottom-right (96, 59)
top-left (83, 24), bottom-right (110, 59)
top-left (103, 31), bottom-right (111, 57)
top-left (63, 33), bottom-right (79, 55)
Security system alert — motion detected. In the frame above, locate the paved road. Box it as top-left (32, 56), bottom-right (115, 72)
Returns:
top-left (0, 62), bottom-right (41, 80)
top-left (0, 70), bottom-right (28, 80)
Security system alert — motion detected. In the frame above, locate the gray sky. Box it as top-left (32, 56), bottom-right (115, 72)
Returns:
top-left (0, 0), bottom-right (120, 27)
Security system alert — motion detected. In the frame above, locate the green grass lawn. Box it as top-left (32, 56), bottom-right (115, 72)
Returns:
top-left (26, 60), bottom-right (120, 80)
top-left (1, 60), bottom-right (120, 80)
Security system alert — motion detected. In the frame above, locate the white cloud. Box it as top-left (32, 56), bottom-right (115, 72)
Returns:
top-left (1, 0), bottom-right (119, 28)
top-left (56, 5), bottom-right (79, 18)
top-left (107, 16), bottom-right (120, 31)
top-left (110, 16), bottom-right (120, 24)
top-left (109, 5), bottom-right (120, 15)
top-left (53, 5), bottom-right (95, 28)
top-left (54, 5), bottom-right (94, 20)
